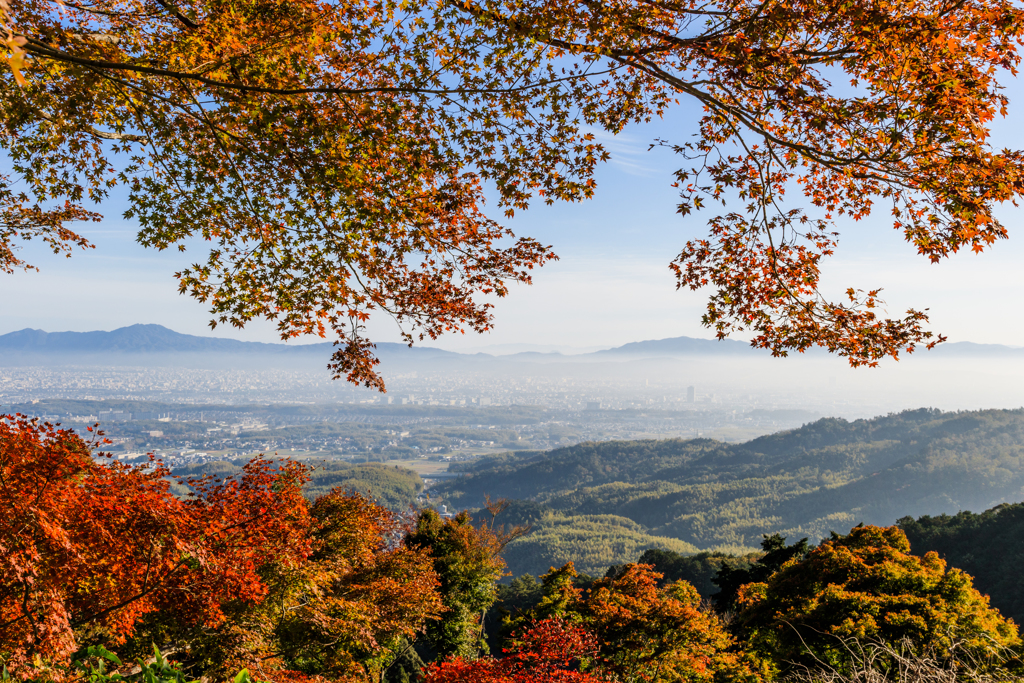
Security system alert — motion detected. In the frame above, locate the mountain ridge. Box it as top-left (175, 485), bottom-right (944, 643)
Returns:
top-left (0, 324), bottom-right (459, 358)
top-left (436, 407), bottom-right (1024, 554)
top-left (1, 324), bottom-right (1019, 359)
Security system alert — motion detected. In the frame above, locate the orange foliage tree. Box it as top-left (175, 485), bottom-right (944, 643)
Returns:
top-left (187, 491), bottom-right (447, 682)
top-left (735, 524), bottom-right (1021, 676)
top-left (4, 0), bottom-right (1024, 378)
top-left (0, 414), bottom-right (301, 678)
top-left (510, 562), bottom-right (762, 683)
top-left (0, 0), bottom-right (597, 390)
top-left (461, 0), bottom-right (1024, 365)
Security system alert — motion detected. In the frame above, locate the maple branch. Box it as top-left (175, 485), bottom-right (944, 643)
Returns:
top-left (67, 32), bottom-right (123, 44)
top-left (152, 0), bottom-right (199, 29)
top-left (34, 109), bottom-right (148, 142)
top-left (21, 37), bottom-right (611, 98)
top-left (49, 0), bottom-right (140, 18)
top-left (68, 554), bottom-right (194, 629)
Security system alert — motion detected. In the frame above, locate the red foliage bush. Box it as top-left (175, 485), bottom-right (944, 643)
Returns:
top-left (0, 414), bottom-right (310, 678)
top-left (422, 618), bottom-right (606, 683)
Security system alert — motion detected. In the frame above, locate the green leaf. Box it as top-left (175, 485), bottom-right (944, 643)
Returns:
top-left (89, 645), bottom-right (123, 666)
top-left (151, 644), bottom-right (166, 669)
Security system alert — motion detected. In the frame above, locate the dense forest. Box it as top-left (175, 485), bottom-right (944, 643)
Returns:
top-left (899, 502), bottom-right (1024, 625)
top-left (436, 408), bottom-right (1024, 574)
top-left (5, 413), bottom-right (1023, 683)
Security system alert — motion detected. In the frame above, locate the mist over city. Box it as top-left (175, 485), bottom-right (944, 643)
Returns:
top-left (3, 324), bottom-right (1024, 472)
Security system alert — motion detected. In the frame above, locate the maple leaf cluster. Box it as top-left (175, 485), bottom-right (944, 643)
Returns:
top-left (423, 618), bottom-right (603, 683)
top-left (0, 414), bottom-right (311, 678)
top-left (1, 0), bottom-right (1023, 385)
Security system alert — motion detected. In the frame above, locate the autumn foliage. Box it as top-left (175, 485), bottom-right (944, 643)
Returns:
top-left (3, 415), bottom-right (1023, 683)
top-left (734, 525), bottom-right (1021, 675)
top-left (504, 562), bottom-right (762, 683)
top-left (0, 414), bottom-right (311, 677)
top-left (0, 414), bottom-right (525, 681)
top-left (3, 0), bottom-right (1024, 381)
top-left (422, 618), bottom-right (604, 683)
top-left (236, 492), bottom-right (445, 682)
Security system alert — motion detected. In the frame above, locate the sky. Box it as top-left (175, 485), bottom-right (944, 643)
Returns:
top-left (4, 83), bottom-right (1024, 355)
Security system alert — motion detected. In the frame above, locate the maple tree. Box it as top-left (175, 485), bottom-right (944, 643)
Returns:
top-left (508, 562), bottom-right (763, 683)
top-left (0, 414), bottom-right (310, 679)
top-left (130, 489), bottom-right (445, 683)
top-left (734, 524), bottom-right (1020, 676)
top-left (0, 0), bottom-right (610, 391)
top-left (2, 0), bottom-right (1023, 382)
top-left (462, 0), bottom-right (1024, 365)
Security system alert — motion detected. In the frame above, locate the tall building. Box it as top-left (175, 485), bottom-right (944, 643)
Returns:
top-left (686, 385), bottom-right (696, 403)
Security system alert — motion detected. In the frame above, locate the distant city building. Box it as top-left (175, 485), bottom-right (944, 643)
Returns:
top-left (479, 397), bottom-right (492, 406)
top-left (686, 386), bottom-right (696, 402)
top-left (586, 401), bottom-right (602, 410)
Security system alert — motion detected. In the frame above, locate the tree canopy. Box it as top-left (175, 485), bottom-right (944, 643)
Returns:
top-left (0, 414), bottom-right (311, 678)
top-left (734, 525), bottom-right (1020, 676)
top-left (3, 0), bottom-right (1024, 387)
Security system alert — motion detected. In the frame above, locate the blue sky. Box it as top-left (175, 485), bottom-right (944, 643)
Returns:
top-left (4, 89), bottom-right (1024, 353)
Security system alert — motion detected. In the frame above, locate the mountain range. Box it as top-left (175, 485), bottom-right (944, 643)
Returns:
top-left (0, 325), bottom-right (457, 359)
top-left (1, 324), bottom-right (1020, 360)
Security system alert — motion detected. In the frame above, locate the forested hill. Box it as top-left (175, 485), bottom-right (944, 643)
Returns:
top-left (437, 408), bottom-right (1024, 556)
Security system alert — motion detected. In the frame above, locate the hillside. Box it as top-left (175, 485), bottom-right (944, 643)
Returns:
top-left (171, 459), bottom-right (423, 510)
top-left (439, 408), bottom-right (1024, 554)
top-left (500, 513), bottom-right (698, 578)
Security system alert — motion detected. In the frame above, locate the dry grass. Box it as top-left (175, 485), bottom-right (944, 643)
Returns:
top-left (783, 635), bottom-right (1020, 683)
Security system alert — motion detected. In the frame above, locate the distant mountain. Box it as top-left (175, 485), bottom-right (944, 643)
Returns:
top-left (0, 324), bottom-right (1019, 361)
top-left (0, 325), bottom-right (308, 354)
top-left (589, 335), bottom-right (1024, 359)
top-left (0, 324), bottom-right (459, 358)
top-left (927, 341), bottom-right (1024, 357)
top-left (594, 335), bottom-right (758, 357)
